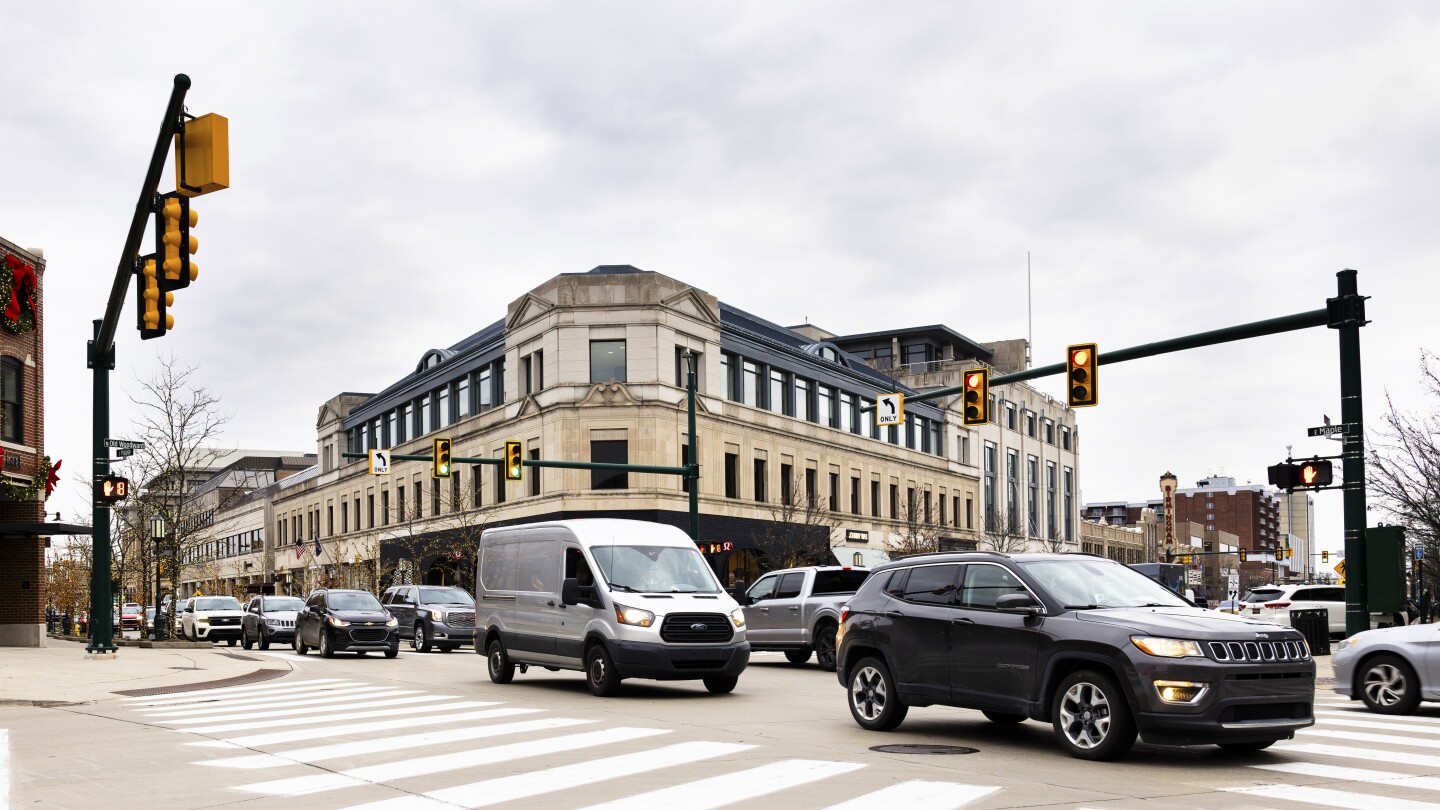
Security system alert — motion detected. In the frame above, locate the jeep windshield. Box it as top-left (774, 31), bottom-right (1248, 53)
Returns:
top-left (1017, 559), bottom-right (1192, 609)
top-left (261, 597), bottom-right (305, 612)
top-left (590, 545), bottom-right (722, 594)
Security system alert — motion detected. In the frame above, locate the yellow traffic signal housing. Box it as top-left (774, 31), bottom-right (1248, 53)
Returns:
top-left (98, 475), bottom-right (131, 504)
top-left (136, 256), bottom-right (173, 339)
top-left (1322, 550), bottom-right (1330, 564)
top-left (157, 193), bottom-right (198, 290)
top-left (176, 113), bottom-right (229, 197)
top-left (961, 368), bottom-right (989, 426)
top-left (1066, 343), bottom-right (1098, 407)
top-left (433, 438), bottom-right (453, 478)
top-left (1238, 548), bottom-right (1248, 563)
top-left (504, 441), bottom-right (523, 481)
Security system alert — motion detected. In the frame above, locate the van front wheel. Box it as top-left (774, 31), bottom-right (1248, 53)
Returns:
top-left (586, 645), bottom-right (622, 697)
top-left (487, 639), bottom-right (515, 684)
top-left (704, 676), bottom-right (738, 694)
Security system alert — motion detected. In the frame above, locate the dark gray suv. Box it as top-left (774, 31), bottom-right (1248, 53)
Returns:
top-left (294, 589), bottom-right (400, 658)
top-left (836, 552), bottom-right (1315, 760)
top-left (381, 585), bottom-right (475, 653)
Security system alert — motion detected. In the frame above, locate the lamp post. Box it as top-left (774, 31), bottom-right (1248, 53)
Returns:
top-left (150, 514), bottom-right (166, 641)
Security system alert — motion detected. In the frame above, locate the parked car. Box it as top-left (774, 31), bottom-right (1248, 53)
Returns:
top-left (162, 595), bottom-right (189, 635)
top-left (119, 603), bottom-right (144, 632)
top-left (181, 596), bottom-right (245, 644)
top-left (477, 519), bottom-right (749, 696)
top-left (144, 607), bottom-right (157, 634)
top-left (741, 566), bottom-right (868, 671)
top-left (1240, 584), bottom-right (1406, 637)
top-left (381, 585), bottom-right (474, 653)
top-left (293, 589), bottom-right (399, 658)
top-left (241, 595), bottom-right (305, 650)
top-left (836, 551), bottom-right (1315, 760)
top-left (1333, 621), bottom-right (1440, 714)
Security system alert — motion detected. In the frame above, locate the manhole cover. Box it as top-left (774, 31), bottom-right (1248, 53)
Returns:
top-left (870, 744), bottom-right (978, 755)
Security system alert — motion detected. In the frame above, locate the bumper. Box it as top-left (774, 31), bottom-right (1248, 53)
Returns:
top-left (194, 625), bottom-right (242, 641)
top-left (1127, 656), bottom-right (1315, 746)
top-left (611, 640), bottom-right (750, 680)
top-left (330, 627), bottom-right (400, 652)
top-left (261, 625), bottom-right (295, 642)
top-left (429, 621), bottom-right (473, 644)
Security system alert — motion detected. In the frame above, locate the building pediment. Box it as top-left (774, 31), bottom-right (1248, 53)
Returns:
top-left (507, 293), bottom-right (556, 331)
top-left (661, 288), bottom-right (721, 325)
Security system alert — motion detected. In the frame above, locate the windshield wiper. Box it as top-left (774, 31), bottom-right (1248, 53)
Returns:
top-left (1064, 604), bottom-right (1101, 610)
top-left (608, 582), bottom-right (641, 593)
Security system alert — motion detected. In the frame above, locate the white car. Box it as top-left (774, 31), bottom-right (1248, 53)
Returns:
top-left (181, 596), bottom-right (246, 645)
top-left (1242, 584), bottom-right (1407, 637)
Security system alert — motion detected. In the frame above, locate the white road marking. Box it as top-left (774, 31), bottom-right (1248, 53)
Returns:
top-left (1252, 761), bottom-right (1440, 791)
top-left (578, 758), bottom-right (865, 810)
top-left (1316, 709), bottom-right (1440, 726)
top-left (123, 679), bottom-right (356, 705)
top-left (235, 726), bottom-right (669, 796)
top-left (337, 741), bottom-right (755, 810)
top-left (162, 694), bottom-right (456, 725)
top-left (1315, 716), bottom-right (1440, 735)
top-left (1, 729), bottom-right (9, 810)
top-left (1278, 743), bottom-right (1440, 769)
top-left (139, 687), bottom-right (415, 716)
top-left (821, 780), bottom-right (1001, 810)
top-left (1299, 728), bottom-right (1440, 748)
top-left (198, 717), bottom-right (595, 769)
top-left (1224, 783), bottom-right (1440, 809)
top-left (188, 706), bottom-right (533, 748)
top-left (181, 700), bottom-right (497, 734)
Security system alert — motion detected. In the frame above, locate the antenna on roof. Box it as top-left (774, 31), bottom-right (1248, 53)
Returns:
top-left (1026, 251), bottom-right (1033, 369)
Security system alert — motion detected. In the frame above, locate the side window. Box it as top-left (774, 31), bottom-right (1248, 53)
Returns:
top-left (776, 573), bottom-right (805, 600)
top-left (306, 594), bottom-right (322, 610)
top-left (1320, 588), bottom-right (1346, 602)
top-left (901, 564), bottom-right (960, 606)
top-left (748, 575), bottom-right (779, 602)
top-left (1289, 589), bottom-right (1313, 601)
top-left (380, 591), bottom-right (394, 605)
top-left (958, 564), bottom-right (1029, 610)
top-left (401, 588), bottom-right (417, 605)
top-left (884, 569), bottom-right (909, 597)
top-left (565, 547), bottom-right (596, 587)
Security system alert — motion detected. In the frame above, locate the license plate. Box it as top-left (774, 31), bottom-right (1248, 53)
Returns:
top-left (1251, 608), bottom-right (1261, 614)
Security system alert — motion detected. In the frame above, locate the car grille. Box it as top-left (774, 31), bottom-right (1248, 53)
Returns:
top-left (348, 628), bottom-right (390, 643)
top-left (447, 611), bottom-right (475, 629)
top-left (659, 613), bottom-right (733, 644)
top-left (1219, 702), bottom-right (1312, 723)
top-left (1207, 640), bottom-right (1310, 663)
top-left (267, 619), bottom-right (294, 628)
top-left (208, 617), bottom-right (240, 626)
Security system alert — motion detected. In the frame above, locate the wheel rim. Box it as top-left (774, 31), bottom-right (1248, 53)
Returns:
top-left (590, 653), bottom-right (607, 686)
top-left (320, 632), bottom-right (329, 655)
top-left (1059, 681), bottom-right (1112, 749)
top-left (412, 627), bottom-right (423, 650)
top-left (489, 647), bottom-right (503, 676)
top-left (850, 666), bottom-right (888, 722)
top-left (1364, 663), bottom-right (1407, 707)
top-left (817, 627), bottom-right (836, 663)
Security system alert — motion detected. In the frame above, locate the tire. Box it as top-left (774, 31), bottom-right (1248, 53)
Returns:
top-left (1051, 670), bottom-right (1137, 761)
top-left (814, 621), bottom-right (839, 672)
top-left (241, 630), bottom-right (254, 651)
top-left (294, 632), bottom-right (308, 656)
top-left (487, 638), bottom-right (515, 684)
top-left (982, 710), bottom-right (1027, 725)
top-left (784, 649), bottom-right (813, 665)
top-left (227, 638), bottom-right (237, 647)
top-left (704, 676), bottom-right (739, 694)
top-left (259, 636), bottom-right (270, 651)
top-left (586, 644), bottom-right (623, 697)
top-left (384, 646), bottom-right (399, 659)
top-left (847, 656), bottom-right (908, 731)
top-left (319, 628), bottom-right (335, 658)
top-left (413, 623), bottom-right (432, 653)
top-left (1359, 654), bottom-right (1422, 714)
top-left (439, 645), bottom-right (457, 653)
top-left (1217, 740), bottom-right (1276, 752)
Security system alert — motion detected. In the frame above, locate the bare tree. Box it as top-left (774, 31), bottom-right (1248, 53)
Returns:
top-left (888, 490), bottom-right (943, 558)
top-left (982, 511), bottom-right (1030, 554)
top-left (1368, 350), bottom-right (1440, 601)
top-left (46, 541), bottom-right (92, 634)
top-left (756, 472), bottom-right (840, 569)
top-left (367, 473), bottom-right (496, 593)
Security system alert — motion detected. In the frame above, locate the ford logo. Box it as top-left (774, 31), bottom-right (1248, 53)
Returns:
top-left (690, 623), bottom-right (709, 631)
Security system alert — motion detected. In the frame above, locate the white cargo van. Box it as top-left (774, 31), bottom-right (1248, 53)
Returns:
top-left (475, 519), bottom-right (749, 696)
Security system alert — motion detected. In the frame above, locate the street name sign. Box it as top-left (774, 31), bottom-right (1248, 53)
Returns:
top-left (1307, 424), bottom-right (1346, 437)
top-left (104, 439), bottom-right (145, 450)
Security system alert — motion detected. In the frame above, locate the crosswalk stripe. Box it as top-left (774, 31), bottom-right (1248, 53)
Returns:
top-left (1316, 709), bottom-right (1440, 726)
top-left (820, 780), bottom-right (1001, 810)
top-left (1224, 782), bottom-right (1440, 809)
top-left (578, 758), bottom-right (865, 810)
top-left (1252, 761), bottom-right (1440, 791)
top-left (1278, 743), bottom-right (1440, 769)
top-left (182, 700), bottom-right (498, 735)
top-left (236, 727), bottom-right (671, 796)
top-left (122, 678), bottom-right (354, 705)
top-left (189, 707), bottom-right (537, 748)
top-left (336, 740), bottom-right (754, 810)
top-left (1, 729), bottom-right (9, 810)
top-left (198, 717), bottom-right (596, 769)
top-left (1315, 717), bottom-right (1440, 736)
top-left (139, 687), bottom-right (416, 717)
top-left (163, 694), bottom-right (456, 726)
top-left (1299, 728), bottom-right (1440, 748)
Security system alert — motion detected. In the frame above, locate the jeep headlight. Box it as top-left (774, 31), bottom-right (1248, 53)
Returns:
top-left (614, 603), bottom-right (655, 628)
top-left (328, 616), bottom-right (351, 627)
top-left (729, 607), bottom-right (746, 628)
top-left (430, 609), bottom-right (444, 622)
top-left (1131, 636), bottom-right (1203, 658)
top-left (386, 616), bottom-right (399, 627)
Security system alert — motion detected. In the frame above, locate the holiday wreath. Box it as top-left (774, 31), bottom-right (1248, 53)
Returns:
top-left (1, 253), bottom-right (37, 335)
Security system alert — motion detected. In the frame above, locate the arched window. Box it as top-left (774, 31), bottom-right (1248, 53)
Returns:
top-left (1, 357), bottom-right (21, 443)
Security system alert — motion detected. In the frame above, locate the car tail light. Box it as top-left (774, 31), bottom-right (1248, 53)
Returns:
top-left (1263, 601), bottom-right (1292, 609)
top-left (839, 606), bottom-right (850, 623)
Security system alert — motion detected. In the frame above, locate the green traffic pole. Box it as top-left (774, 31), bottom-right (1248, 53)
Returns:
top-left (87, 320), bottom-right (116, 653)
top-left (1335, 269), bottom-right (1370, 637)
top-left (687, 350), bottom-right (699, 542)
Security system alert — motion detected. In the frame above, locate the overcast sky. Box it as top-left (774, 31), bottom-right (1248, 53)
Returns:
top-left (7, 2), bottom-right (1438, 559)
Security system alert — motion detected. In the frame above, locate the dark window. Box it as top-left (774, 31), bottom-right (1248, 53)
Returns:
top-left (591, 440), bottom-right (628, 489)
top-left (590, 340), bottom-right (626, 383)
top-left (780, 463), bottom-right (793, 504)
top-left (901, 564), bottom-right (959, 605)
top-left (471, 465), bottom-right (483, 508)
top-left (850, 476), bottom-right (861, 515)
top-left (381, 491), bottom-right (390, 526)
top-left (724, 453), bottom-right (739, 499)
top-left (753, 459), bottom-right (766, 502)
top-left (397, 486), bottom-right (406, 521)
top-left (675, 347), bottom-right (701, 388)
top-left (748, 575), bottom-right (777, 602)
top-left (565, 547), bottom-right (596, 586)
top-left (828, 473), bottom-right (839, 511)
top-left (326, 506), bottom-right (333, 536)
top-left (870, 480), bottom-right (880, 517)
top-left (529, 448), bottom-right (541, 497)
top-left (367, 494), bottom-right (375, 528)
top-left (812, 570), bottom-right (870, 595)
top-left (431, 474), bottom-right (440, 514)
top-left (775, 573), bottom-right (805, 599)
top-left (495, 454), bottom-right (507, 503)
top-left (805, 469), bottom-right (817, 508)
top-left (889, 484), bottom-right (898, 518)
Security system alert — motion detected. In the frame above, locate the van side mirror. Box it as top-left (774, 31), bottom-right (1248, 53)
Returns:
top-left (561, 578), bottom-right (581, 606)
top-left (995, 593), bottom-right (1042, 615)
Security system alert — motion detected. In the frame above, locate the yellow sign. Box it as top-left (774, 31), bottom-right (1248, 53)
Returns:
top-left (1334, 559), bottom-right (1346, 577)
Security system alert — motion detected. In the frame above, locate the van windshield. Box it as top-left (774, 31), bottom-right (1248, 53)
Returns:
top-left (590, 545), bottom-right (721, 594)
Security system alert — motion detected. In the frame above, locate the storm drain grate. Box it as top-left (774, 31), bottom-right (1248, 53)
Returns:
top-left (113, 667), bottom-right (288, 697)
top-left (870, 744), bottom-right (979, 755)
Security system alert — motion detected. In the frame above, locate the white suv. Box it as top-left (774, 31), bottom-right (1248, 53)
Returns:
top-left (1242, 584), bottom-right (1406, 637)
top-left (181, 596), bottom-right (246, 645)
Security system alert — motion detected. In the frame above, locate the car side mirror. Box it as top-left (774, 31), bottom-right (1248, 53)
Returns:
top-left (995, 593), bottom-right (1042, 615)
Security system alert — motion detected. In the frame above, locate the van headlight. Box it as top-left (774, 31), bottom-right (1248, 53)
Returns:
top-left (1131, 636), bottom-right (1203, 658)
top-left (729, 608), bottom-right (746, 628)
top-left (614, 603), bottom-right (655, 628)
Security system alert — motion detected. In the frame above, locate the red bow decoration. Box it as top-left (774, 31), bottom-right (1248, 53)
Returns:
top-left (46, 459), bottom-right (61, 498)
top-left (4, 254), bottom-right (36, 324)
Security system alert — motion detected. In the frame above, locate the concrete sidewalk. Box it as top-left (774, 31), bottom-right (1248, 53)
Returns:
top-left (0, 636), bottom-right (291, 705)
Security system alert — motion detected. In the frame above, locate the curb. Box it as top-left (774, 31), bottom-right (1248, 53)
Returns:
top-left (112, 667), bottom-right (290, 697)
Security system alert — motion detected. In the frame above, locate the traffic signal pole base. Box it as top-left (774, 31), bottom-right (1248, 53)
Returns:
top-left (82, 652), bottom-right (118, 661)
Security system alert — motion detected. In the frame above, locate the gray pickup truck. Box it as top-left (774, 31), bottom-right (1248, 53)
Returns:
top-left (741, 566), bottom-right (869, 671)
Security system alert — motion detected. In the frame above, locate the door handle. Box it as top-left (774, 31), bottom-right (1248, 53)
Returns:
top-left (787, 606), bottom-right (800, 611)
top-left (951, 617), bottom-right (974, 625)
top-left (884, 611), bottom-right (905, 619)
top-left (758, 607), bottom-right (769, 613)
top-left (546, 600), bottom-right (556, 607)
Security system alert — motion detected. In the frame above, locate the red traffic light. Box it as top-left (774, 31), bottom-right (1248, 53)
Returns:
top-left (1066, 343), bottom-right (1098, 407)
top-left (962, 368), bottom-right (989, 426)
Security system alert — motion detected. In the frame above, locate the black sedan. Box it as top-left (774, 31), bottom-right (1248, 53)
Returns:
top-left (294, 589), bottom-right (399, 658)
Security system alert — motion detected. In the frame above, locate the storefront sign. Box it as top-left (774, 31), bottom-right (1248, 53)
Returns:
top-left (844, 529), bottom-right (869, 543)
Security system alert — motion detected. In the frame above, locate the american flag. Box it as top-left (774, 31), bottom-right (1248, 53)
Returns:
top-left (294, 537), bottom-right (305, 559)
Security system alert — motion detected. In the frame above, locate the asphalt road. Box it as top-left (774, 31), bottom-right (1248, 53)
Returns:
top-left (5, 646), bottom-right (1440, 809)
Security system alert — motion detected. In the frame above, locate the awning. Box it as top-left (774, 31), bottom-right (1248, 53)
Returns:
top-left (0, 522), bottom-right (93, 536)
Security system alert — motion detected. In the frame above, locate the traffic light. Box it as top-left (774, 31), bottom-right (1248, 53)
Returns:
top-left (1238, 548), bottom-right (1248, 563)
top-left (135, 256), bottom-right (173, 339)
top-left (504, 440), bottom-right (523, 481)
top-left (1322, 550), bottom-right (1330, 564)
top-left (157, 193), bottom-right (198, 290)
top-left (1180, 554), bottom-right (1193, 565)
top-left (961, 368), bottom-right (989, 426)
top-left (1066, 343), bottom-right (1098, 407)
top-left (1285, 547), bottom-right (1294, 560)
top-left (1268, 459), bottom-right (1334, 491)
top-left (433, 438), bottom-right (452, 478)
top-left (98, 475), bottom-right (130, 505)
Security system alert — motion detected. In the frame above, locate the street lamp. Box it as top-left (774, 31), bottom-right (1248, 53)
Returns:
top-left (150, 514), bottom-right (166, 641)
